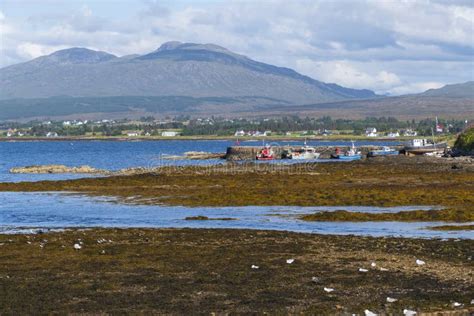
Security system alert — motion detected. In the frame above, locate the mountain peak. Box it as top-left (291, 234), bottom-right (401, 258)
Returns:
top-left (155, 41), bottom-right (232, 54)
top-left (47, 47), bottom-right (117, 64)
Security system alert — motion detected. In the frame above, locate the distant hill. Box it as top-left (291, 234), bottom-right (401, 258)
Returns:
top-left (420, 81), bottom-right (474, 98)
top-left (0, 43), bottom-right (472, 120)
top-left (0, 42), bottom-right (375, 104)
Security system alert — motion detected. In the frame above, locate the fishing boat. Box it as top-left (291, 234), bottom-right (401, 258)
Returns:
top-left (332, 142), bottom-right (362, 161)
top-left (256, 145), bottom-right (275, 161)
top-left (368, 146), bottom-right (399, 157)
top-left (404, 139), bottom-right (447, 155)
top-left (287, 142), bottom-right (320, 160)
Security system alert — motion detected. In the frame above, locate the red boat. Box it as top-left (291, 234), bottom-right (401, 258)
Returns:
top-left (256, 145), bottom-right (275, 160)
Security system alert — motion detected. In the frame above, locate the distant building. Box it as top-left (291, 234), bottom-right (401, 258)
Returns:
top-left (365, 127), bottom-right (378, 137)
top-left (46, 132), bottom-right (58, 138)
top-left (403, 129), bottom-right (418, 137)
top-left (387, 131), bottom-right (400, 138)
top-left (263, 130), bottom-right (272, 136)
top-left (6, 129), bottom-right (14, 137)
top-left (127, 131), bottom-right (140, 137)
top-left (234, 130), bottom-right (245, 137)
top-left (161, 131), bottom-right (178, 137)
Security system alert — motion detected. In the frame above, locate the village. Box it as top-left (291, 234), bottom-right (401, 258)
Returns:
top-left (0, 116), bottom-right (466, 139)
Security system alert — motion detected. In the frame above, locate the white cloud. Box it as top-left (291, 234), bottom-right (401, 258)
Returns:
top-left (295, 59), bottom-right (401, 93)
top-left (387, 81), bottom-right (445, 95)
top-left (0, 0), bottom-right (473, 94)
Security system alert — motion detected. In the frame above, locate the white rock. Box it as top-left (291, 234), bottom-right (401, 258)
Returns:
top-left (73, 243), bottom-right (82, 250)
top-left (359, 268), bottom-right (369, 272)
top-left (403, 309), bottom-right (417, 316)
top-left (101, 250), bottom-right (106, 254)
top-left (311, 276), bottom-right (320, 283)
top-left (471, 299), bottom-right (474, 304)
top-left (453, 302), bottom-right (462, 307)
top-left (415, 259), bottom-right (425, 266)
top-left (364, 309), bottom-right (377, 316)
top-left (323, 287), bottom-right (334, 293)
top-left (371, 262), bottom-right (377, 267)
top-left (251, 265), bottom-right (259, 269)
top-left (386, 297), bottom-right (398, 303)
top-left (380, 267), bottom-right (389, 271)
top-left (286, 258), bottom-right (295, 264)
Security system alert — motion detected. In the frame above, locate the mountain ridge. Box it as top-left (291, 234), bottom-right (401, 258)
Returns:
top-left (0, 41), bottom-right (376, 102)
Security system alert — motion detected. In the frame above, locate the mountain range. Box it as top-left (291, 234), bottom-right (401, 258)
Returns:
top-left (0, 41), bottom-right (472, 120)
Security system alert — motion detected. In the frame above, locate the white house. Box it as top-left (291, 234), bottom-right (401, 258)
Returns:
top-left (387, 131), bottom-right (400, 138)
top-left (161, 131), bottom-right (178, 137)
top-left (234, 130), bottom-right (245, 137)
top-left (404, 129), bottom-right (418, 137)
top-left (365, 127), bottom-right (378, 137)
top-left (127, 131), bottom-right (140, 137)
top-left (46, 132), bottom-right (58, 138)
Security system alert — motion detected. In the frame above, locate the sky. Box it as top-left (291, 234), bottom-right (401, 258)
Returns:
top-left (0, 0), bottom-right (473, 95)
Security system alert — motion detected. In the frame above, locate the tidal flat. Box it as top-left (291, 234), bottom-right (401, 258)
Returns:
top-left (0, 228), bottom-right (473, 314)
top-left (1, 156), bottom-right (473, 222)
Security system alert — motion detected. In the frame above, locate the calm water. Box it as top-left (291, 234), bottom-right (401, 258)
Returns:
top-left (1, 192), bottom-right (472, 239)
top-left (0, 140), bottom-right (400, 182)
top-left (3, 140), bottom-right (466, 239)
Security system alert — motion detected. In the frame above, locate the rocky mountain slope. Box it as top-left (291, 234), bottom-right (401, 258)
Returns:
top-left (0, 42), bottom-right (375, 104)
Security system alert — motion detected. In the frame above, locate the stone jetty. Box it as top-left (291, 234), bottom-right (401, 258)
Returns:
top-left (225, 145), bottom-right (404, 160)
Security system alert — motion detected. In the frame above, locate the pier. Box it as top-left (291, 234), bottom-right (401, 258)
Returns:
top-left (225, 145), bottom-right (403, 160)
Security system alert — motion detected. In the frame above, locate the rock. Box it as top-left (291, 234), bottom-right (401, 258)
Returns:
top-left (386, 297), bottom-right (398, 303)
top-left (364, 309), bottom-right (377, 316)
top-left (323, 287), bottom-right (334, 293)
top-left (415, 259), bottom-right (425, 265)
top-left (251, 265), bottom-right (259, 269)
top-left (359, 268), bottom-right (369, 273)
top-left (73, 243), bottom-right (82, 250)
top-left (311, 276), bottom-right (321, 283)
top-left (10, 164), bottom-right (107, 174)
top-left (286, 259), bottom-right (295, 264)
top-left (403, 309), bottom-right (417, 316)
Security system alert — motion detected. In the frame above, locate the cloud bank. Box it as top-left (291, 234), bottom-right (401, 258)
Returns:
top-left (0, 0), bottom-right (473, 95)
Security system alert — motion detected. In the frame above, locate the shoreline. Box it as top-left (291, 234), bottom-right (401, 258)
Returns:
top-left (0, 135), bottom-right (413, 142)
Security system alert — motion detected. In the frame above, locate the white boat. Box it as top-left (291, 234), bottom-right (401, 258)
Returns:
top-left (404, 138), bottom-right (447, 155)
top-left (289, 145), bottom-right (320, 160)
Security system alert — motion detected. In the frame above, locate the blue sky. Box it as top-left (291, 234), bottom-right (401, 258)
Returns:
top-left (1, 0), bottom-right (473, 95)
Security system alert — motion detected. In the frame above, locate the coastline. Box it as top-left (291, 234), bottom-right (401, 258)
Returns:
top-left (0, 135), bottom-right (417, 142)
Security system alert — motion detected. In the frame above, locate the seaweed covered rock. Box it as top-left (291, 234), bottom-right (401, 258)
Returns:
top-left (453, 127), bottom-right (474, 155)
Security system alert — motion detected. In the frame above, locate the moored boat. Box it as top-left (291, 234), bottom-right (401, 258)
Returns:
top-left (368, 146), bottom-right (399, 157)
top-left (256, 145), bottom-right (275, 161)
top-left (404, 139), bottom-right (447, 155)
top-left (287, 144), bottom-right (320, 160)
top-left (331, 142), bottom-right (362, 161)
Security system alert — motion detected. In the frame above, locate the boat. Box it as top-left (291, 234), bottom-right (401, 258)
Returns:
top-left (331, 142), bottom-right (362, 161)
top-left (256, 145), bottom-right (275, 161)
top-left (368, 146), bottom-right (399, 157)
top-left (404, 139), bottom-right (447, 155)
top-left (287, 142), bottom-right (320, 160)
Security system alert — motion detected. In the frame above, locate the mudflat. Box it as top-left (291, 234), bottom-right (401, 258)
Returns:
top-left (0, 228), bottom-right (472, 314)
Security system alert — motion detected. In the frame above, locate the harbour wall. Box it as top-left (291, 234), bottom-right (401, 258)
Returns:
top-left (226, 145), bottom-right (403, 161)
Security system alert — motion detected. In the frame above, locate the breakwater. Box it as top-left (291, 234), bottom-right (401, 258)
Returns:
top-left (226, 145), bottom-right (404, 160)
